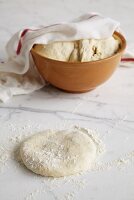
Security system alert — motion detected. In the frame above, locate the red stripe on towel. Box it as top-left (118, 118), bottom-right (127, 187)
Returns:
top-left (16, 40), bottom-right (22, 55)
top-left (121, 58), bottom-right (134, 62)
top-left (16, 29), bottom-right (30, 55)
top-left (21, 29), bottom-right (30, 37)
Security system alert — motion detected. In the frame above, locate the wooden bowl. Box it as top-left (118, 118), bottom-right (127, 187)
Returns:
top-left (31, 32), bottom-right (126, 93)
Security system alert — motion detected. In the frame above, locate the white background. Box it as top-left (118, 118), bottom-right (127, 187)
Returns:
top-left (0, 0), bottom-right (134, 200)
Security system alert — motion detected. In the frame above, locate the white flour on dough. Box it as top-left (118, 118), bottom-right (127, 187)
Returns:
top-left (20, 126), bottom-right (104, 177)
top-left (1, 123), bottom-right (134, 200)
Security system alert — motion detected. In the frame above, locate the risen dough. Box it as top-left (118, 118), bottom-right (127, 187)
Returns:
top-left (69, 42), bottom-right (79, 62)
top-left (79, 39), bottom-right (94, 62)
top-left (20, 128), bottom-right (97, 177)
top-left (34, 42), bottom-right (74, 62)
top-left (34, 36), bottom-right (120, 62)
top-left (90, 37), bottom-right (120, 61)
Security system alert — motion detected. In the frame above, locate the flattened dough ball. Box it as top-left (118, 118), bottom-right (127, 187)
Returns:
top-left (20, 128), bottom-right (97, 177)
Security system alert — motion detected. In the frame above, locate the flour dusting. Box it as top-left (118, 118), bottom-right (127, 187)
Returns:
top-left (0, 146), bottom-right (10, 173)
top-left (92, 150), bottom-right (134, 171)
top-left (0, 121), bottom-right (134, 200)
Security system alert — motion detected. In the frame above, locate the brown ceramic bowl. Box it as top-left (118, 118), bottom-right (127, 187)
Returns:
top-left (31, 31), bottom-right (126, 93)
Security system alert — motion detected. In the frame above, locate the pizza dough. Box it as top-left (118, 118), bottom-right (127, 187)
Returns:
top-left (34, 36), bottom-right (120, 62)
top-left (20, 127), bottom-right (99, 177)
top-left (34, 41), bottom-right (74, 62)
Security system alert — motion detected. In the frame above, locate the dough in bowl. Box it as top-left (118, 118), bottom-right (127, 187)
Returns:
top-left (20, 127), bottom-right (99, 177)
top-left (34, 41), bottom-right (74, 62)
top-left (34, 36), bottom-right (120, 62)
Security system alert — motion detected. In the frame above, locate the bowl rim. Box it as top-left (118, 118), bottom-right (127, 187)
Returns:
top-left (31, 31), bottom-right (126, 65)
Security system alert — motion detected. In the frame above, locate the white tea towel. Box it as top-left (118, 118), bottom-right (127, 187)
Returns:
top-left (121, 44), bottom-right (134, 67)
top-left (0, 13), bottom-right (132, 102)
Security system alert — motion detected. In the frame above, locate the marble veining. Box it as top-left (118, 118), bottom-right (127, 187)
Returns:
top-left (0, 106), bottom-right (134, 123)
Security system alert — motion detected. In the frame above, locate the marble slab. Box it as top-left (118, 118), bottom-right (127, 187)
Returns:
top-left (0, 0), bottom-right (134, 199)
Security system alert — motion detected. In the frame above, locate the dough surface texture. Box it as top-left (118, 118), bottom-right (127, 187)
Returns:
top-left (20, 127), bottom-right (98, 177)
top-left (34, 36), bottom-right (119, 62)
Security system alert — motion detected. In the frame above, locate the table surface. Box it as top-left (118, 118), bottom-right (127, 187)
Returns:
top-left (0, 0), bottom-right (134, 200)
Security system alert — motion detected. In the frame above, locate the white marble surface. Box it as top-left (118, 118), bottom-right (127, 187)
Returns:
top-left (0, 0), bottom-right (134, 200)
